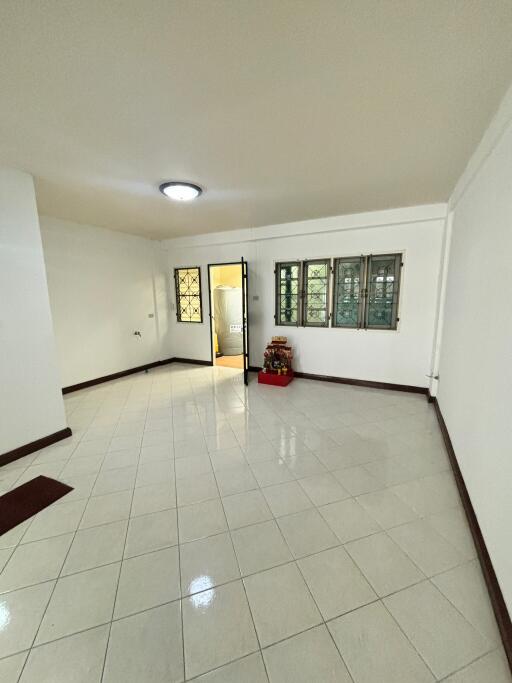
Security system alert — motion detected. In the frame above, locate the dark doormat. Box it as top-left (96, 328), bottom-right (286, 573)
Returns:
top-left (0, 476), bottom-right (73, 536)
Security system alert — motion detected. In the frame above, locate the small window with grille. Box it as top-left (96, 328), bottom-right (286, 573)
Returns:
top-left (174, 267), bottom-right (203, 323)
top-left (332, 254), bottom-right (402, 330)
top-left (302, 259), bottom-right (330, 327)
top-left (275, 262), bottom-right (301, 326)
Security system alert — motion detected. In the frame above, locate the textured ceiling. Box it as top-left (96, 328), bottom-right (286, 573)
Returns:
top-left (1, 1), bottom-right (512, 239)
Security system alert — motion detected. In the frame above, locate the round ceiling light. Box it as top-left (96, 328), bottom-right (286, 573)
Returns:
top-left (159, 181), bottom-right (202, 201)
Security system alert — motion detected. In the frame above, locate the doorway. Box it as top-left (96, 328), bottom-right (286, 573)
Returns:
top-left (208, 261), bottom-right (249, 383)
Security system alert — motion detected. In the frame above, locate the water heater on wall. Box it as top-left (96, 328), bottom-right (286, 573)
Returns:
top-left (213, 286), bottom-right (243, 356)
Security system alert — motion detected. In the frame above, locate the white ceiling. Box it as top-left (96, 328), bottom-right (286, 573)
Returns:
top-left (1, 1), bottom-right (512, 240)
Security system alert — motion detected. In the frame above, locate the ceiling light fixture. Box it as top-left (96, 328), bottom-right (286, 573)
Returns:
top-left (159, 181), bottom-right (202, 201)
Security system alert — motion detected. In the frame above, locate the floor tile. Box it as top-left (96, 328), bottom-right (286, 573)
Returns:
top-left (114, 546), bottom-right (180, 618)
top-left (298, 472), bottom-right (351, 506)
top-left (109, 435), bottom-right (141, 453)
top-left (92, 466), bottom-right (136, 496)
top-left (182, 579), bottom-right (258, 679)
top-left (328, 601), bottom-right (435, 683)
top-left (384, 581), bottom-right (490, 679)
top-left (232, 520), bottom-right (292, 575)
top-left (124, 509), bottom-right (178, 558)
top-left (443, 649), bottom-right (511, 683)
top-left (432, 560), bottom-right (501, 645)
top-left (130, 482), bottom-right (176, 517)
top-left (319, 498), bottom-right (381, 543)
top-left (62, 520), bottom-right (127, 575)
top-left (0, 534), bottom-right (73, 593)
top-left (0, 521), bottom-right (30, 550)
top-left (333, 465), bottom-right (384, 495)
top-left (345, 531), bottom-right (425, 597)
top-left (180, 532), bottom-right (240, 596)
top-left (80, 490), bottom-right (132, 529)
top-left (215, 464), bottom-right (259, 496)
top-left (244, 562), bottom-right (322, 647)
top-left (262, 481), bottom-right (313, 518)
top-left (56, 472), bottom-right (96, 503)
top-left (210, 446), bottom-right (246, 472)
top-left (175, 456), bottom-right (212, 480)
top-left (136, 461), bottom-right (174, 488)
top-left (277, 508), bottom-right (339, 558)
top-left (250, 460), bottom-right (295, 487)
top-left (19, 625), bottom-right (109, 683)
top-left (176, 472), bottom-right (219, 507)
top-left (223, 489), bottom-right (273, 529)
top-left (193, 652), bottom-right (268, 682)
top-left (389, 518), bottom-right (465, 576)
top-left (263, 624), bottom-right (352, 683)
top-left (178, 498), bottom-right (227, 543)
top-left (284, 453), bottom-right (327, 478)
top-left (22, 500), bottom-right (86, 543)
top-left (0, 651), bottom-right (28, 681)
top-left (301, 537), bottom-right (378, 617)
top-left (0, 547), bottom-right (13, 572)
top-left (428, 507), bottom-right (477, 560)
top-left (0, 582), bottom-right (54, 658)
top-left (357, 489), bottom-right (418, 529)
top-left (6, 369), bottom-right (501, 682)
top-left (35, 563), bottom-right (120, 645)
top-left (316, 448), bottom-right (358, 471)
top-left (139, 443), bottom-right (173, 463)
top-left (104, 602), bottom-right (184, 683)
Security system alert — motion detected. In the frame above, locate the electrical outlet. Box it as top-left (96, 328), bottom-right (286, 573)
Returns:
top-left (148, 313), bottom-right (154, 318)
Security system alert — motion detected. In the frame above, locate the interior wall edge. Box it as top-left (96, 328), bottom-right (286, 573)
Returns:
top-left (0, 427), bottom-right (72, 468)
top-left (431, 397), bottom-right (512, 674)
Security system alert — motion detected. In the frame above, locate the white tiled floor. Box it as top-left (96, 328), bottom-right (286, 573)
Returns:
top-left (0, 364), bottom-right (509, 682)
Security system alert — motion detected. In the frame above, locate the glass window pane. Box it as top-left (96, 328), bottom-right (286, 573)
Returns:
top-left (276, 262), bottom-right (301, 326)
top-left (332, 258), bottom-right (362, 328)
top-left (175, 267), bottom-right (202, 322)
top-left (303, 260), bottom-right (330, 327)
top-left (366, 254), bottom-right (401, 329)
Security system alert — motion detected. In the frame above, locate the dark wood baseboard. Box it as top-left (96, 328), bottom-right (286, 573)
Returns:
top-left (431, 396), bottom-right (512, 673)
top-left (172, 357), bottom-right (213, 367)
top-left (0, 427), bottom-right (73, 467)
top-left (62, 358), bottom-right (174, 394)
top-left (249, 366), bottom-right (427, 395)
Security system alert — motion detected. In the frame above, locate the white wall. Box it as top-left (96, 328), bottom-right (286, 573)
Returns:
top-left (0, 168), bottom-right (67, 454)
top-left (162, 204), bottom-right (446, 387)
top-left (41, 217), bottom-right (171, 388)
top-left (438, 84), bottom-right (512, 612)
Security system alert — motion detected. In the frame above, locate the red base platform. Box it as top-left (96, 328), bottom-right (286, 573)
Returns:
top-left (258, 370), bottom-right (294, 386)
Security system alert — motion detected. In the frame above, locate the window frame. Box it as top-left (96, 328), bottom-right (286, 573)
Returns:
top-left (331, 256), bottom-right (366, 329)
top-left (331, 253), bottom-right (403, 331)
top-left (302, 258), bottom-right (331, 328)
top-left (275, 261), bottom-right (302, 327)
top-left (174, 266), bottom-right (203, 323)
top-left (364, 253), bottom-right (402, 331)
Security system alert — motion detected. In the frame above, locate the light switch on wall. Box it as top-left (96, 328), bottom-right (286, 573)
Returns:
top-left (148, 313), bottom-right (154, 318)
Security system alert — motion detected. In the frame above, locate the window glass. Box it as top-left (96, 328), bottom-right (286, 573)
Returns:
top-left (175, 267), bottom-right (202, 322)
top-left (333, 257), bottom-right (363, 328)
top-left (303, 260), bottom-right (330, 327)
top-left (276, 262), bottom-right (301, 325)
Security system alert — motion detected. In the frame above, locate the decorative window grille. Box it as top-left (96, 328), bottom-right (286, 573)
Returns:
top-left (332, 257), bottom-right (364, 328)
top-left (302, 260), bottom-right (330, 327)
top-left (276, 254), bottom-right (402, 330)
top-left (275, 262), bottom-right (301, 326)
top-left (365, 254), bottom-right (402, 329)
top-left (174, 267), bottom-right (203, 323)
